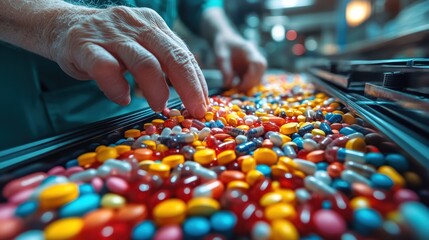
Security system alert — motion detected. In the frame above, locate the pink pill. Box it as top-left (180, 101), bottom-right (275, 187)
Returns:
top-left (3, 172), bottom-right (46, 199)
top-left (153, 225), bottom-right (183, 240)
top-left (65, 166), bottom-right (84, 177)
top-left (0, 217), bottom-right (24, 240)
top-left (8, 188), bottom-right (34, 205)
top-left (394, 189), bottom-right (420, 204)
top-left (312, 209), bottom-right (346, 240)
top-left (91, 177), bottom-right (104, 193)
top-left (47, 166), bottom-right (66, 176)
top-left (106, 176), bottom-right (129, 194)
top-left (0, 203), bottom-right (16, 220)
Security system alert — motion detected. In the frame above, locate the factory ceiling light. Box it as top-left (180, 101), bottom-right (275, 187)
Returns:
top-left (265, 0), bottom-right (315, 10)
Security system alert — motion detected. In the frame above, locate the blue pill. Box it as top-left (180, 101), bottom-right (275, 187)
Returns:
top-left (132, 221), bottom-right (156, 240)
top-left (385, 154), bottom-right (409, 173)
top-left (115, 139), bottom-right (127, 145)
top-left (339, 127), bottom-right (356, 136)
top-left (325, 112), bottom-right (334, 121)
top-left (300, 234), bottom-right (323, 240)
top-left (79, 183), bottom-right (95, 195)
top-left (353, 208), bottom-right (383, 235)
top-left (252, 221), bottom-right (270, 240)
top-left (210, 211), bottom-right (237, 234)
top-left (365, 152), bottom-right (385, 167)
top-left (322, 200), bottom-right (332, 209)
top-left (65, 159), bottom-right (79, 168)
top-left (291, 133), bottom-right (301, 139)
top-left (15, 230), bottom-right (44, 240)
top-left (59, 194), bottom-right (100, 217)
top-left (328, 114), bottom-right (343, 123)
top-left (400, 202), bottom-right (429, 240)
top-left (370, 173), bottom-right (394, 190)
top-left (256, 164), bottom-right (271, 177)
top-left (316, 162), bottom-right (329, 171)
top-left (319, 122), bottom-right (333, 135)
top-left (293, 137), bottom-right (304, 149)
top-left (331, 179), bottom-right (351, 195)
top-left (183, 217), bottom-right (211, 239)
top-left (215, 120), bottom-right (225, 128)
top-left (16, 200), bottom-right (38, 217)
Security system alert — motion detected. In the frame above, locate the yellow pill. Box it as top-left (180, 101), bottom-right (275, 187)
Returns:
top-left (286, 109), bottom-right (294, 117)
top-left (176, 115), bottom-right (185, 122)
top-left (77, 152), bottom-right (97, 166)
top-left (246, 170), bottom-right (264, 185)
top-left (236, 125), bottom-right (250, 131)
top-left (260, 192), bottom-right (283, 207)
top-left (278, 157), bottom-right (297, 171)
top-left (39, 183), bottom-right (79, 209)
top-left (153, 199), bottom-right (187, 226)
top-left (148, 163), bottom-right (171, 178)
top-left (265, 203), bottom-right (296, 221)
top-left (279, 134), bottom-right (292, 144)
top-left (276, 189), bottom-right (296, 204)
top-left (231, 105), bottom-right (241, 112)
top-left (162, 154), bottom-right (185, 168)
top-left (378, 166), bottom-right (405, 187)
top-left (271, 181), bottom-right (280, 190)
top-left (152, 119), bottom-right (164, 125)
top-left (253, 148), bottom-right (277, 166)
top-left (115, 145), bottom-right (131, 155)
top-left (237, 111), bottom-right (246, 118)
top-left (124, 129), bottom-right (141, 138)
top-left (386, 211), bottom-right (402, 222)
top-left (241, 156), bottom-right (256, 173)
top-left (101, 193), bottom-right (126, 208)
top-left (187, 197), bottom-right (220, 216)
top-left (139, 160), bottom-right (155, 171)
top-left (45, 218), bottom-right (84, 240)
top-left (311, 129), bottom-right (326, 136)
top-left (143, 140), bottom-right (157, 150)
top-left (156, 144), bottom-right (169, 153)
top-left (280, 122), bottom-right (298, 135)
top-left (261, 116), bottom-right (270, 122)
top-left (95, 145), bottom-right (107, 153)
top-left (345, 138), bottom-right (366, 152)
top-left (192, 140), bottom-right (203, 147)
top-left (218, 117), bottom-right (227, 126)
top-left (227, 180), bottom-right (249, 190)
top-left (205, 112), bottom-right (214, 121)
top-left (271, 165), bottom-right (289, 178)
top-left (342, 113), bottom-right (356, 125)
top-left (292, 170), bottom-right (306, 178)
top-left (271, 219), bottom-right (299, 240)
top-left (217, 150), bottom-right (237, 165)
top-left (196, 146), bottom-right (206, 151)
top-left (255, 111), bottom-right (267, 117)
top-left (297, 115), bottom-right (306, 122)
top-left (97, 147), bottom-right (119, 163)
top-left (194, 149), bottom-right (216, 165)
top-left (228, 117), bottom-right (238, 126)
top-left (350, 196), bottom-right (370, 210)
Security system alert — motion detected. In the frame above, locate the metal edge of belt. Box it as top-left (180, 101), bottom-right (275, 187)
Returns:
top-left (305, 73), bottom-right (429, 176)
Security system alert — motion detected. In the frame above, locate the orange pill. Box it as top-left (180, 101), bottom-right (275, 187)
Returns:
top-left (268, 116), bottom-right (286, 126)
top-left (219, 170), bottom-right (245, 185)
top-left (330, 123), bottom-right (342, 130)
top-left (327, 162), bottom-right (343, 178)
top-left (262, 139), bottom-right (274, 149)
top-left (306, 150), bottom-right (325, 163)
top-left (114, 203), bottom-right (147, 227)
top-left (134, 148), bottom-right (153, 161)
top-left (82, 208), bottom-right (114, 231)
top-left (352, 183), bottom-right (374, 197)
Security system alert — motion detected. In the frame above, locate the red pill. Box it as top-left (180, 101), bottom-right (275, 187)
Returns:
top-left (327, 162), bottom-right (344, 178)
top-left (219, 171), bottom-right (245, 185)
top-left (394, 188), bottom-right (420, 204)
top-left (234, 203), bottom-right (265, 235)
top-left (114, 204), bottom-right (147, 227)
top-left (3, 172), bottom-right (46, 198)
top-left (312, 209), bottom-right (346, 240)
top-left (249, 179), bottom-right (273, 201)
top-left (181, 119), bottom-right (193, 128)
top-left (277, 173), bottom-right (304, 190)
top-left (148, 189), bottom-right (172, 207)
top-left (262, 122), bottom-right (280, 132)
top-left (0, 217), bottom-right (24, 240)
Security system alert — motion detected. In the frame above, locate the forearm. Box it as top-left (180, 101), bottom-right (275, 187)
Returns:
top-left (0, 0), bottom-right (86, 59)
top-left (200, 7), bottom-right (239, 46)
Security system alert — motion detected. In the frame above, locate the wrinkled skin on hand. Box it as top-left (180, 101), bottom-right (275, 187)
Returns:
top-left (50, 6), bottom-right (208, 118)
top-left (214, 32), bottom-right (267, 92)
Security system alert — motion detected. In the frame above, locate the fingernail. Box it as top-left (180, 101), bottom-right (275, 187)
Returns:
top-left (117, 95), bottom-right (131, 106)
top-left (192, 103), bottom-right (206, 119)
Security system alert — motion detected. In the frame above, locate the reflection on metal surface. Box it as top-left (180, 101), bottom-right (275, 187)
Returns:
top-left (365, 83), bottom-right (429, 111)
top-left (309, 68), bottom-right (349, 88)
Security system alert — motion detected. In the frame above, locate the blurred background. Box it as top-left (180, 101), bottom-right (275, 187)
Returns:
top-left (175, 0), bottom-right (429, 71)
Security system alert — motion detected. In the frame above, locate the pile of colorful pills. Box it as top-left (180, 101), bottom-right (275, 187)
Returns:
top-left (1, 74), bottom-right (429, 240)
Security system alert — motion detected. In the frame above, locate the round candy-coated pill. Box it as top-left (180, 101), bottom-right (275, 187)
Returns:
top-left (345, 138), bottom-right (366, 152)
top-left (132, 220), bottom-right (156, 240)
top-left (39, 183), bottom-right (79, 209)
top-left (97, 147), bottom-right (119, 162)
top-left (394, 188), bottom-right (419, 204)
top-left (148, 163), bottom-right (171, 178)
top-left (106, 176), bottom-right (129, 195)
top-left (77, 152), bottom-right (97, 166)
top-left (280, 122), bottom-right (298, 135)
top-left (44, 218), bottom-right (84, 240)
top-left (78, 184), bottom-right (94, 195)
top-left (353, 208), bottom-right (383, 235)
top-left (312, 209), bottom-right (346, 239)
top-left (162, 154), bottom-right (185, 168)
top-left (256, 164), bottom-right (271, 177)
top-left (153, 225), bottom-right (183, 240)
top-left (370, 173), bottom-right (394, 190)
top-left (350, 196), bottom-right (370, 209)
top-left (210, 211), bottom-right (237, 233)
top-left (400, 202), bottom-right (429, 240)
top-left (0, 217), bottom-right (24, 240)
top-left (307, 150), bottom-right (325, 163)
top-left (260, 192), bottom-right (283, 207)
top-left (59, 194), bottom-right (100, 217)
top-left (184, 217), bottom-right (211, 239)
top-left (253, 148), bottom-right (278, 165)
top-left (15, 200), bottom-right (38, 217)
top-left (194, 149), bottom-right (216, 165)
top-left (385, 154), bottom-right (409, 173)
top-left (252, 221), bottom-right (271, 240)
top-left (265, 203), bottom-right (296, 221)
top-left (115, 203), bottom-right (148, 227)
top-left (101, 193), bottom-right (126, 208)
top-left (365, 152), bottom-right (385, 167)
top-left (15, 230), bottom-right (44, 240)
top-left (153, 199), bottom-right (186, 226)
top-left (271, 219), bottom-right (299, 240)
top-left (187, 197), bottom-right (220, 216)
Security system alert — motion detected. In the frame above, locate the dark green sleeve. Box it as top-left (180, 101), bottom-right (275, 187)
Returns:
top-left (178, 0), bottom-right (223, 35)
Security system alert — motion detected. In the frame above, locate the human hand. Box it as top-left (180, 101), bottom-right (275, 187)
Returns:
top-left (48, 6), bottom-right (208, 118)
top-left (213, 32), bottom-right (267, 92)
